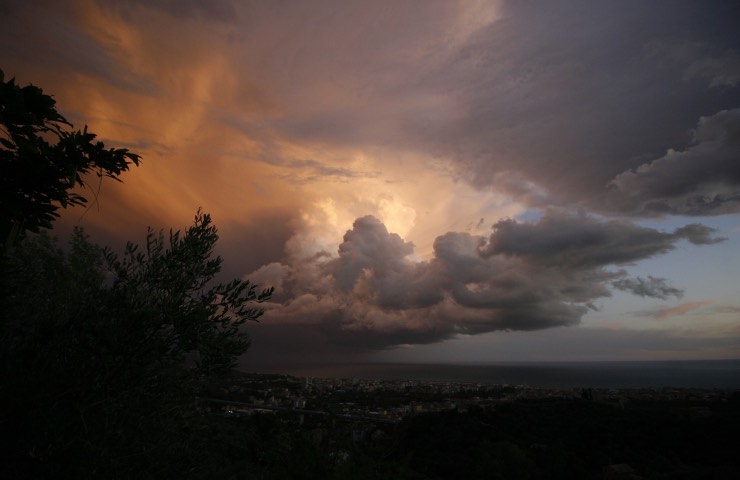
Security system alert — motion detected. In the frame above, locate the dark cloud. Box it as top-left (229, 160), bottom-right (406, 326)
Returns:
top-left (0, 1), bottom-right (158, 95)
top-left (413, 1), bottom-right (740, 213)
top-left (650, 38), bottom-right (740, 89)
top-left (3, 0), bottom-right (736, 364)
top-left (330, 216), bottom-right (415, 293)
top-left (243, 321), bottom-right (740, 367)
top-left (215, 209), bottom-right (298, 281)
top-left (478, 210), bottom-right (723, 268)
top-left (102, 0), bottom-right (237, 23)
top-left (246, 212), bottom-right (720, 352)
top-left (607, 108), bottom-right (740, 216)
top-left (612, 276), bottom-right (683, 300)
top-left (673, 223), bottom-right (728, 244)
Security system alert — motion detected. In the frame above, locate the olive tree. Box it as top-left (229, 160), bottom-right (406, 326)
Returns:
top-left (1, 212), bottom-right (272, 477)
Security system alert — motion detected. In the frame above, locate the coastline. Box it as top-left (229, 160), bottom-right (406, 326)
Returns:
top-left (243, 359), bottom-right (740, 389)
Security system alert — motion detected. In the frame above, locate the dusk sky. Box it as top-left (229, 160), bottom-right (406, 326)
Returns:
top-left (2, 0), bottom-right (739, 367)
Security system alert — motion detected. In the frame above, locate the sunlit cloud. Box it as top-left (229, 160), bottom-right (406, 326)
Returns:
top-left (247, 212), bottom-right (723, 353)
top-left (637, 301), bottom-right (714, 320)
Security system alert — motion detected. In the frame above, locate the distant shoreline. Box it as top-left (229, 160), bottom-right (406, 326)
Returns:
top-left (242, 359), bottom-right (740, 389)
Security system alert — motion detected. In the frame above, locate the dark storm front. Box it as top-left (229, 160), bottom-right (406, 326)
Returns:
top-left (266, 360), bottom-right (740, 389)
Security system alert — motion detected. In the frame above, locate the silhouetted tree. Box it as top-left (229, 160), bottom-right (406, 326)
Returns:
top-left (0, 68), bottom-right (140, 249)
top-left (0, 69), bottom-right (273, 478)
top-left (0, 213), bottom-right (272, 478)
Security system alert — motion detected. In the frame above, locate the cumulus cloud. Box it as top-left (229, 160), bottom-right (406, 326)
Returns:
top-left (3, 0), bottom-right (737, 364)
top-left (246, 211), bottom-right (722, 352)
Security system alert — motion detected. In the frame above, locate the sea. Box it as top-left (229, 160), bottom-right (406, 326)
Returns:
top-left (250, 360), bottom-right (740, 389)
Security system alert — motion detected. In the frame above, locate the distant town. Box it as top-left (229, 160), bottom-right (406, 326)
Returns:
top-left (200, 371), bottom-right (736, 425)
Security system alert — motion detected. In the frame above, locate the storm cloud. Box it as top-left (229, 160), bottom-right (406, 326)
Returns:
top-left (479, 210), bottom-right (723, 268)
top-left (607, 108), bottom-right (740, 216)
top-left (416, 1), bottom-right (740, 215)
top-left (247, 211), bottom-right (723, 351)
top-left (2, 0), bottom-right (738, 363)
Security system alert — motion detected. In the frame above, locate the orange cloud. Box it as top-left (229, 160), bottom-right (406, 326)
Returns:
top-left (23, 1), bottom-right (298, 240)
top-left (651, 301), bottom-right (713, 320)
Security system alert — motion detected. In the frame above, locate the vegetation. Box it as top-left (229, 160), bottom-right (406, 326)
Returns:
top-left (380, 397), bottom-right (740, 479)
top-left (0, 70), bottom-right (272, 478)
top-left (1, 220), bottom-right (272, 478)
top-left (0, 68), bottom-right (140, 249)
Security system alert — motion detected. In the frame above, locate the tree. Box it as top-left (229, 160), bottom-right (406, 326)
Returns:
top-left (0, 68), bottom-right (140, 249)
top-left (0, 69), bottom-right (274, 477)
top-left (0, 212), bottom-right (273, 477)
top-left (103, 209), bottom-right (274, 375)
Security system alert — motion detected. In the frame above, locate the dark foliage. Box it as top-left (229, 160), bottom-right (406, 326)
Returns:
top-left (379, 399), bottom-right (740, 479)
top-left (0, 215), bottom-right (272, 478)
top-left (0, 68), bottom-right (140, 248)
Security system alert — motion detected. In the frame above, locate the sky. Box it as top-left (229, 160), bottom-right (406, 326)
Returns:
top-left (2, 0), bottom-right (739, 368)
